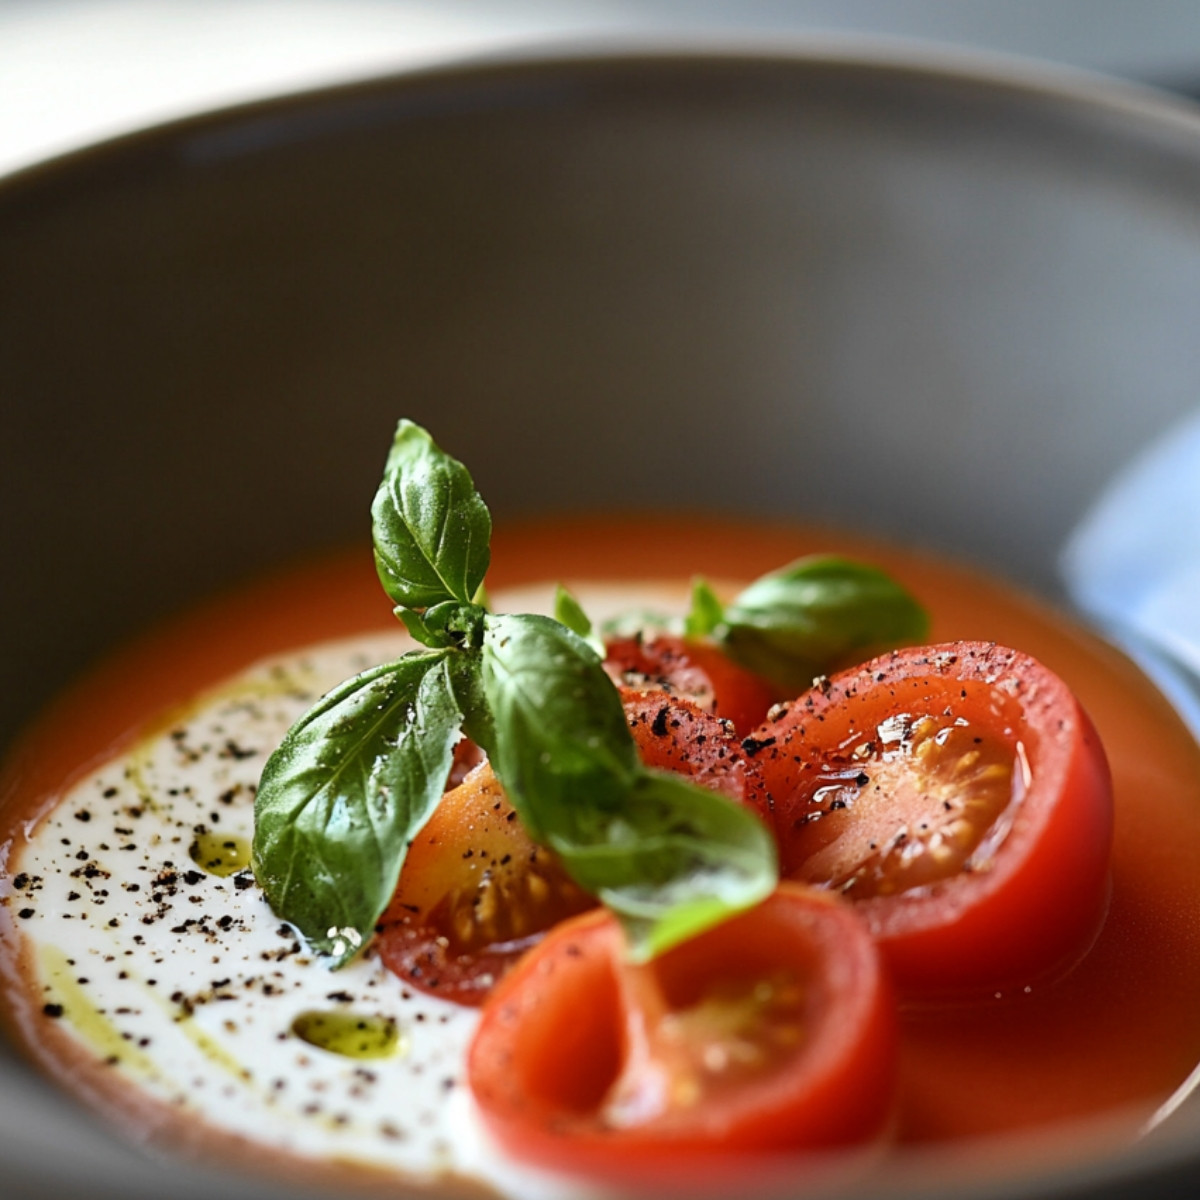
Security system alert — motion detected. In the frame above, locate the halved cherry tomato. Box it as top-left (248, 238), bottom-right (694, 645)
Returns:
top-left (467, 883), bottom-right (896, 1183)
top-left (624, 689), bottom-right (775, 834)
top-left (605, 634), bottom-right (776, 735)
top-left (379, 693), bottom-right (775, 1004)
top-left (376, 762), bottom-right (596, 1005)
top-left (750, 642), bottom-right (1113, 995)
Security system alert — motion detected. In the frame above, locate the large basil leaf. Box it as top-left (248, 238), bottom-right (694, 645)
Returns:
top-left (371, 420), bottom-right (492, 610)
top-left (717, 556), bottom-right (929, 692)
top-left (479, 613), bottom-right (636, 841)
top-left (548, 770), bottom-right (778, 961)
top-left (252, 650), bottom-right (462, 965)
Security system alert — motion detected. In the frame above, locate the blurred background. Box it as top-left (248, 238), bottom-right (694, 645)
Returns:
top-left (7, 0), bottom-right (1200, 178)
top-left (6, 0), bottom-right (1200, 734)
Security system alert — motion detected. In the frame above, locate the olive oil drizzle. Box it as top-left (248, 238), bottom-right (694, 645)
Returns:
top-left (291, 1010), bottom-right (406, 1060)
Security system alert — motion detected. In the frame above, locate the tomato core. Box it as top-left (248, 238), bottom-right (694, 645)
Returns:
top-left (786, 707), bottom-right (1017, 898)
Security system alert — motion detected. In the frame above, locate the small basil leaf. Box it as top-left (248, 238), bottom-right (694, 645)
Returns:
top-left (251, 650), bottom-right (462, 966)
top-left (554, 584), bottom-right (605, 658)
top-left (548, 770), bottom-right (777, 962)
top-left (480, 613), bottom-right (636, 842)
top-left (371, 420), bottom-right (492, 609)
top-left (721, 556), bottom-right (929, 692)
top-left (684, 577), bottom-right (725, 639)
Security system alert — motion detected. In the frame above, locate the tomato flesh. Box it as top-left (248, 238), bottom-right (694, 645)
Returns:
top-left (376, 762), bottom-right (595, 1005)
top-left (467, 884), bottom-right (896, 1181)
top-left (786, 705), bottom-right (1015, 897)
top-left (605, 634), bottom-right (776, 735)
top-left (751, 642), bottom-right (1113, 995)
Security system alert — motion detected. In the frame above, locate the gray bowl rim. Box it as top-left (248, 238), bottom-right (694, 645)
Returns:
top-left (6, 30), bottom-right (1200, 202)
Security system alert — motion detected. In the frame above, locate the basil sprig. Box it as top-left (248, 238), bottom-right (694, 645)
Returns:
top-left (685, 557), bottom-right (929, 693)
top-left (252, 420), bottom-right (776, 966)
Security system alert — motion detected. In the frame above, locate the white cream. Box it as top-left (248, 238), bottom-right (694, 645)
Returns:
top-left (8, 585), bottom-right (686, 1197)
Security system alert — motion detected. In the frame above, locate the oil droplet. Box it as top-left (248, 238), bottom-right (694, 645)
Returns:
top-left (290, 1010), bottom-right (405, 1060)
top-left (189, 831), bottom-right (251, 877)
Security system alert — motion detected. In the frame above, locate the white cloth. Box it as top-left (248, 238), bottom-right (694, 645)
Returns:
top-left (1062, 407), bottom-right (1200, 734)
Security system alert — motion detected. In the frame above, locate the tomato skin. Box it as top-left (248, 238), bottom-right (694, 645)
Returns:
top-left (605, 634), bottom-right (776, 735)
top-left (467, 884), bottom-right (896, 1182)
top-left (751, 642), bottom-right (1113, 996)
top-left (623, 689), bottom-right (776, 834)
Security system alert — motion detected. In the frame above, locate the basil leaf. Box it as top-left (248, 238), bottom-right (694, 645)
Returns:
top-left (554, 584), bottom-right (605, 658)
top-left (251, 650), bottom-right (462, 965)
top-left (480, 613), bottom-right (636, 841)
top-left (548, 770), bottom-right (778, 961)
top-left (371, 420), bottom-right (492, 609)
top-left (720, 556), bottom-right (929, 692)
top-left (684, 577), bottom-right (725, 639)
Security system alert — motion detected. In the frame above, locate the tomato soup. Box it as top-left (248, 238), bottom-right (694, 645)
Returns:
top-left (2, 515), bottom-right (1200, 1194)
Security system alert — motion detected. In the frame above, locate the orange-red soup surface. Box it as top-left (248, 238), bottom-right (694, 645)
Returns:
top-left (3, 516), bottom-right (1200, 1191)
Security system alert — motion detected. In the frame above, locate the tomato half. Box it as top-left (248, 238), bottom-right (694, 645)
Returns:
top-left (467, 884), bottom-right (896, 1182)
top-left (376, 762), bottom-right (596, 1005)
top-left (749, 642), bottom-right (1113, 995)
top-left (605, 634), bottom-right (776, 735)
top-left (624, 689), bottom-right (775, 833)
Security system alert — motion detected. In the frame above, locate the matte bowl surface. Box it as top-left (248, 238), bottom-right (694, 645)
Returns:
top-left (4, 42), bottom-right (1200, 1200)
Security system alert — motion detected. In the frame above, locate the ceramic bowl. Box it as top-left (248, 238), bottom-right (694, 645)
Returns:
top-left (4, 43), bottom-right (1200, 1200)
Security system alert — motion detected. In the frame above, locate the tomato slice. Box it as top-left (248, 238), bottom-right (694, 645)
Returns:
top-left (749, 642), bottom-right (1113, 995)
top-left (605, 634), bottom-right (776, 735)
top-left (623, 689), bottom-right (775, 833)
top-left (467, 883), bottom-right (896, 1182)
top-left (376, 762), bottom-right (596, 1005)
top-left (379, 691), bottom-right (776, 1004)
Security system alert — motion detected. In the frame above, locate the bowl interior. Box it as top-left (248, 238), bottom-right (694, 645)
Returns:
top-left (4, 47), bottom-right (1200, 1200)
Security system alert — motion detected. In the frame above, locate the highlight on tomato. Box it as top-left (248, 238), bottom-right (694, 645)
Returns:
top-left (466, 883), bottom-right (896, 1183)
top-left (749, 641), bottom-right (1113, 995)
top-left (605, 634), bottom-right (777, 735)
